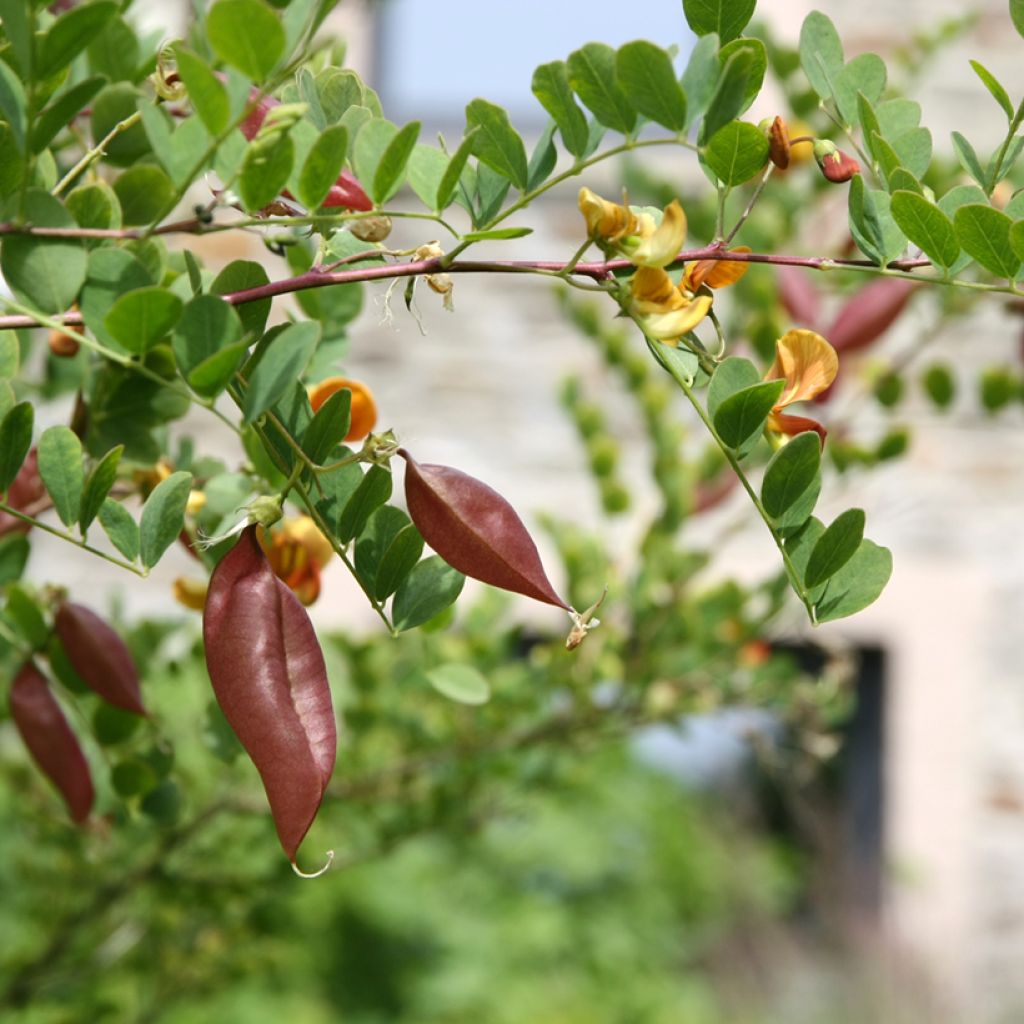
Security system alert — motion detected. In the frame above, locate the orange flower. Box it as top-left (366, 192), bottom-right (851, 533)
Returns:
top-left (307, 377), bottom-right (378, 442)
top-left (763, 329), bottom-right (838, 445)
top-left (258, 516), bottom-right (334, 606)
top-left (578, 189), bottom-right (687, 267)
top-left (682, 246), bottom-right (751, 292)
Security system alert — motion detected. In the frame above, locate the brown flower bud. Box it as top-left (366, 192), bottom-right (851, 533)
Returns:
top-left (48, 328), bottom-right (79, 358)
top-left (769, 116), bottom-right (791, 169)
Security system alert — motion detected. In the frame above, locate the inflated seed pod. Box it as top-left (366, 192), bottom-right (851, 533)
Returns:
top-left (10, 661), bottom-right (94, 823)
top-left (399, 449), bottom-right (569, 610)
top-left (203, 526), bottom-right (336, 865)
top-left (54, 602), bottom-right (146, 716)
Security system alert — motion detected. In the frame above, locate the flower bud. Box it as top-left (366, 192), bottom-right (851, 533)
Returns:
top-left (48, 327), bottom-right (80, 358)
top-left (813, 140), bottom-right (860, 183)
top-left (769, 116), bottom-right (791, 169)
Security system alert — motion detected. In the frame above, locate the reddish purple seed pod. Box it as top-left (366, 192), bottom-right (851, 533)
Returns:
top-left (399, 449), bottom-right (570, 611)
top-left (10, 662), bottom-right (94, 823)
top-left (203, 526), bottom-right (336, 864)
top-left (827, 278), bottom-right (916, 354)
top-left (54, 602), bottom-right (146, 716)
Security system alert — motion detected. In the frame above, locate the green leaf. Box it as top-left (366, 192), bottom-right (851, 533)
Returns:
top-left (869, 132), bottom-right (902, 186)
top-left (297, 124), bottom-right (348, 209)
top-left (681, 34), bottom-right (721, 132)
top-left (848, 176), bottom-right (906, 265)
top-left (703, 121), bottom-right (769, 185)
top-left (103, 287), bottom-right (184, 355)
top-left (352, 117), bottom-right (398, 190)
top-left (239, 132), bottom-right (294, 211)
top-left (707, 357), bottom-right (760, 419)
top-left (954, 204), bottom-right (1021, 279)
top-left (211, 260), bottom-right (271, 337)
top-left (567, 43), bottom-right (636, 136)
top-left (98, 499), bottom-right (140, 561)
top-left (86, 14), bottom-right (140, 83)
top-left (465, 99), bottom-right (528, 191)
top-left (833, 53), bottom-right (886, 128)
top-left (857, 92), bottom-right (882, 158)
top-left (140, 106), bottom-right (212, 190)
top-left (890, 127), bottom-right (932, 179)
top-left (37, 1), bottom-right (117, 79)
top-left (436, 130), bottom-right (478, 211)
top-left (0, 402), bottom-right (33, 493)
top-left (139, 470), bottom-right (193, 569)
top-left (6, 586), bottom-right (49, 649)
top-left (243, 321), bottom-right (320, 423)
top-left (713, 380), bottom-right (784, 452)
top-left (969, 59), bottom-right (1014, 120)
top-left (407, 143), bottom-right (448, 210)
top-left (951, 131), bottom-right (987, 187)
top-left (616, 41), bottom-right (687, 131)
top-left (392, 555), bottom-right (466, 632)
top-left (472, 163), bottom-right (511, 225)
top-left (717, 38), bottom-right (767, 115)
top-left (651, 341), bottom-right (701, 388)
top-left (890, 191), bottom-right (959, 270)
top-left (38, 426), bottom-right (83, 528)
top-left (112, 165), bottom-right (175, 226)
top-left (174, 45), bottom-right (230, 134)
top-left (1010, 220), bottom-right (1024, 263)
top-left (876, 99), bottom-right (922, 137)
top-left (79, 248), bottom-right (153, 351)
top-left (33, 76), bottom-right (107, 155)
top-left (173, 294), bottom-right (245, 395)
top-left (815, 539), bottom-right (893, 623)
top-left (526, 122), bottom-right (558, 191)
top-left (91, 84), bottom-right (152, 168)
top-left (337, 465), bottom-right (392, 544)
top-left (355, 506), bottom-right (418, 599)
top-left (80, 446), bottom-right (123, 533)
top-left (799, 10), bottom-right (844, 102)
top-left (0, 333), bottom-right (18, 379)
top-left (804, 508), bottom-right (865, 588)
top-left (702, 48), bottom-right (754, 140)
top-left (314, 454), bottom-right (363, 534)
top-left (206, 0), bottom-right (284, 80)
top-left (760, 431), bottom-right (822, 533)
top-left (1013, 0), bottom-right (1024, 37)
top-left (1, 190), bottom-right (86, 314)
top-left (888, 168), bottom-right (923, 195)
top-left (682, 0), bottom-right (755, 44)
top-left (0, 0), bottom-right (32, 76)
top-left (65, 182), bottom-right (122, 235)
top-left (532, 61), bottom-right (590, 157)
top-left (373, 120), bottom-right (420, 204)
top-left (301, 388), bottom-right (350, 464)
top-left (460, 227), bottom-right (533, 242)
top-left (426, 664), bottom-right (491, 706)
top-left (0, 534), bottom-right (29, 586)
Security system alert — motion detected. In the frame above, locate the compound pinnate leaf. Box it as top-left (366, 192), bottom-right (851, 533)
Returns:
top-left (11, 662), bottom-right (94, 823)
top-left (400, 450), bottom-right (569, 610)
top-left (54, 602), bottom-right (145, 716)
top-left (203, 526), bottom-right (336, 864)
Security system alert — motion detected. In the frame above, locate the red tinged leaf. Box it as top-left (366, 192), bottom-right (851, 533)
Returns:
top-left (203, 526), bottom-right (336, 864)
top-left (827, 278), bottom-right (916, 354)
top-left (777, 266), bottom-right (820, 328)
top-left (10, 662), bottom-right (94, 823)
top-left (54, 602), bottom-right (146, 716)
top-left (399, 449), bottom-right (570, 610)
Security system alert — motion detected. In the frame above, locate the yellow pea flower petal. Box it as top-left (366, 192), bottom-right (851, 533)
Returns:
top-left (578, 187), bottom-right (637, 241)
top-left (629, 199), bottom-right (687, 268)
top-left (643, 294), bottom-right (713, 343)
top-left (765, 329), bottom-right (838, 407)
top-left (630, 266), bottom-right (687, 314)
top-left (683, 246), bottom-right (752, 291)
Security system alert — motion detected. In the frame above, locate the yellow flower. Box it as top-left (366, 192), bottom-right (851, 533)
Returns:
top-left (578, 190), bottom-right (687, 267)
top-left (630, 266), bottom-right (712, 343)
top-left (578, 187), bottom-right (639, 243)
top-left (763, 329), bottom-right (838, 444)
top-left (628, 199), bottom-right (687, 268)
top-left (258, 516), bottom-right (334, 605)
top-left (682, 246), bottom-right (751, 291)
